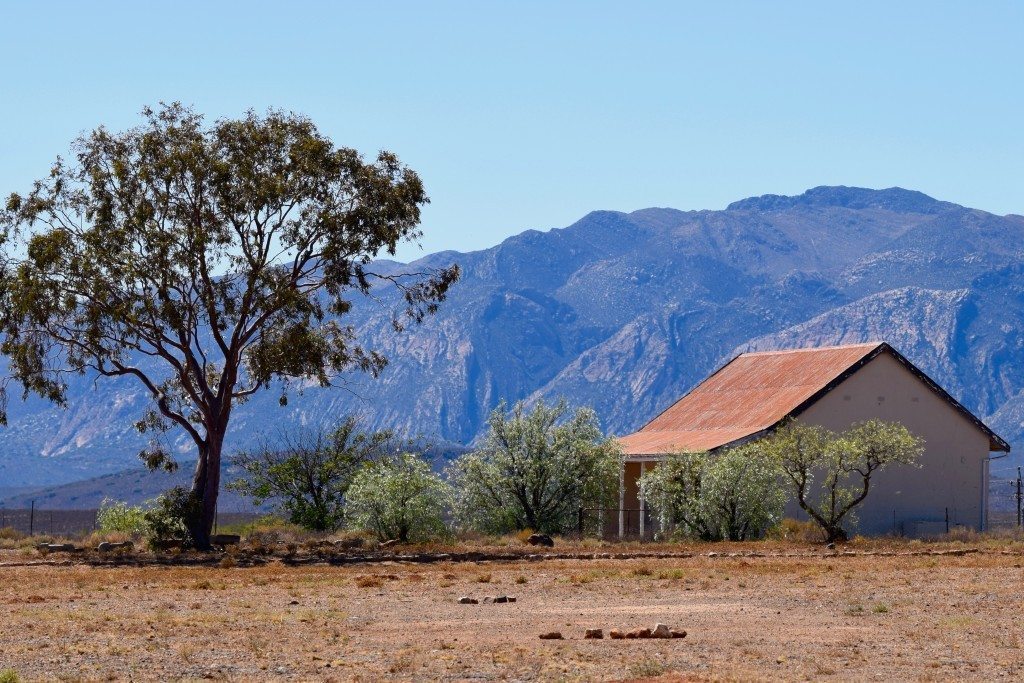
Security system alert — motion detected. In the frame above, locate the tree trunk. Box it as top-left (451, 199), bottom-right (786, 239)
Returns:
top-left (189, 431), bottom-right (224, 550)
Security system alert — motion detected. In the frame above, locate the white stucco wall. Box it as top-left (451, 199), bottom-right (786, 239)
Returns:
top-left (791, 352), bottom-right (991, 535)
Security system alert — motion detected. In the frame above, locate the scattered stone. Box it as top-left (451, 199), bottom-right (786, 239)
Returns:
top-left (609, 629), bottom-right (625, 639)
top-left (289, 600), bottom-right (299, 605)
top-left (492, 595), bottom-right (510, 603)
top-left (97, 541), bottom-right (134, 552)
top-left (707, 551), bottom-right (718, 558)
top-left (652, 623), bottom-right (672, 639)
top-left (671, 629), bottom-right (687, 639)
top-left (457, 596), bottom-right (479, 604)
top-left (37, 543), bottom-right (77, 553)
top-left (538, 631), bottom-right (563, 640)
top-left (333, 537), bottom-right (364, 550)
top-left (379, 539), bottom-right (400, 549)
top-left (825, 542), bottom-right (836, 550)
top-left (626, 627), bottom-right (652, 639)
top-left (527, 533), bottom-right (555, 547)
top-left (210, 534), bottom-right (241, 547)
top-left (584, 628), bottom-right (604, 639)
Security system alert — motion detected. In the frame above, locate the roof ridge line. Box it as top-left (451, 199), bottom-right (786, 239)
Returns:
top-left (740, 341), bottom-right (883, 356)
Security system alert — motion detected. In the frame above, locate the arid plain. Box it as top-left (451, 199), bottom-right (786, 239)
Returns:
top-left (2, 541), bottom-right (1024, 681)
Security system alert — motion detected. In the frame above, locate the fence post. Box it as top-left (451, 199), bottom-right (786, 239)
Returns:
top-left (29, 500), bottom-right (35, 536)
top-left (1016, 467), bottom-right (1022, 528)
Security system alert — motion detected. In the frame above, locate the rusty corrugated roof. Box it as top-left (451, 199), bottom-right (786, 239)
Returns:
top-left (618, 342), bottom-right (1011, 456)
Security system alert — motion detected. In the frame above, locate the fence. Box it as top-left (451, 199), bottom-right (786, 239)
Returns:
top-left (578, 507), bottom-right (658, 540)
top-left (0, 506), bottom-right (262, 539)
top-left (0, 507), bottom-right (98, 537)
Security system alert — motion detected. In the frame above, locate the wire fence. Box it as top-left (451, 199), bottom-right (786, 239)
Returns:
top-left (0, 506), bottom-right (263, 539)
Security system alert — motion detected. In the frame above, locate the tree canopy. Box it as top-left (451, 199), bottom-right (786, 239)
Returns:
top-left (449, 399), bottom-right (620, 535)
top-left (228, 418), bottom-right (398, 531)
top-left (761, 419), bottom-right (923, 542)
top-left (345, 452), bottom-right (451, 543)
top-left (640, 445), bottom-right (786, 541)
top-left (0, 104), bottom-right (458, 546)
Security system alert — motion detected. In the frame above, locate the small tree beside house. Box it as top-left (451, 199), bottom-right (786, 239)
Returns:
top-left (760, 419), bottom-right (924, 543)
top-left (640, 445), bottom-right (786, 541)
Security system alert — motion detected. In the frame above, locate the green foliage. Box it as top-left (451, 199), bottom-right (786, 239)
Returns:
top-left (228, 418), bottom-right (396, 531)
top-left (213, 514), bottom-right (302, 538)
top-left (449, 399), bottom-right (621, 535)
top-left (0, 668), bottom-right (20, 683)
top-left (345, 452), bottom-right (451, 542)
top-left (641, 445), bottom-right (785, 541)
top-left (95, 498), bottom-right (148, 536)
top-left (0, 103), bottom-right (458, 546)
top-left (761, 419), bottom-right (924, 542)
top-left (142, 487), bottom-right (201, 549)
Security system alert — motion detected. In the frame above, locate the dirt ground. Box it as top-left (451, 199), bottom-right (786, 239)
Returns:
top-left (2, 547), bottom-right (1024, 681)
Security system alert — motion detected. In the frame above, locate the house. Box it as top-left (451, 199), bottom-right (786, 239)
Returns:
top-left (615, 342), bottom-right (1010, 538)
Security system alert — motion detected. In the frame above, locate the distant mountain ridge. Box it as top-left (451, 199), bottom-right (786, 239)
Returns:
top-left (2, 185), bottom-right (1023, 489)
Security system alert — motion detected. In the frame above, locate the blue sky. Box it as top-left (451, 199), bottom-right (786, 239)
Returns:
top-left (1, 1), bottom-right (1021, 260)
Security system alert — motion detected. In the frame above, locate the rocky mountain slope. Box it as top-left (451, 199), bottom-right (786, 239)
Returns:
top-left (2, 186), bottom-right (1023, 488)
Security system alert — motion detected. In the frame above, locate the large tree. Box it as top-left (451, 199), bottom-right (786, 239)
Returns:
top-left (0, 104), bottom-right (458, 547)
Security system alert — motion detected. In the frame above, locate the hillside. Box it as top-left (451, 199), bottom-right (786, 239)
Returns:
top-left (1, 185), bottom-right (1023, 488)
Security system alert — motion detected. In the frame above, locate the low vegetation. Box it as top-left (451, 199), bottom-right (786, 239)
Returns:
top-left (344, 452), bottom-right (451, 542)
top-left (449, 399), bottom-right (620, 535)
top-left (228, 419), bottom-right (397, 531)
top-left (641, 444), bottom-right (785, 541)
top-left (76, 409), bottom-right (929, 549)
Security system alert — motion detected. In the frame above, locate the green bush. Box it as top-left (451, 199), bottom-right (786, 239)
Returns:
top-left (345, 453), bottom-right (451, 542)
top-left (641, 444), bottom-right (786, 541)
top-left (142, 487), bottom-right (200, 548)
top-left (96, 498), bottom-right (148, 536)
top-left (449, 399), bottom-right (620, 535)
top-left (228, 419), bottom-right (398, 531)
top-left (0, 668), bottom-right (21, 683)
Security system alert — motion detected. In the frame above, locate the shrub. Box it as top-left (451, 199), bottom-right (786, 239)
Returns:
top-left (449, 399), bottom-right (620, 535)
top-left (0, 669), bottom-right (20, 683)
top-left (345, 453), bottom-right (451, 542)
top-left (96, 498), bottom-right (148, 536)
top-left (229, 419), bottom-right (398, 531)
top-left (641, 444), bottom-right (785, 541)
top-left (766, 518), bottom-right (826, 543)
top-left (143, 487), bottom-right (200, 549)
top-left (0, 526), bottom-right (24, 541)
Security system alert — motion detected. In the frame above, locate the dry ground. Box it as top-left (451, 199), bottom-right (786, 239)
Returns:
top-left (2, 546), bottom-right (1024, 681)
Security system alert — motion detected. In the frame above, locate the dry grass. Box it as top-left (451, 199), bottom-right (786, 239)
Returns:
top-left (2, 539), bottom-right (1024, 680)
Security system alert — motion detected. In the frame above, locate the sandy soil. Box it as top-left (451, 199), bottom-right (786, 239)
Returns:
top-left (2, 549), bottom-right (1023, 681)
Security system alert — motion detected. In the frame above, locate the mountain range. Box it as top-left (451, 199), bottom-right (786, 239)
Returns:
top-left (2, 185), bottom-right (1023, 494)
